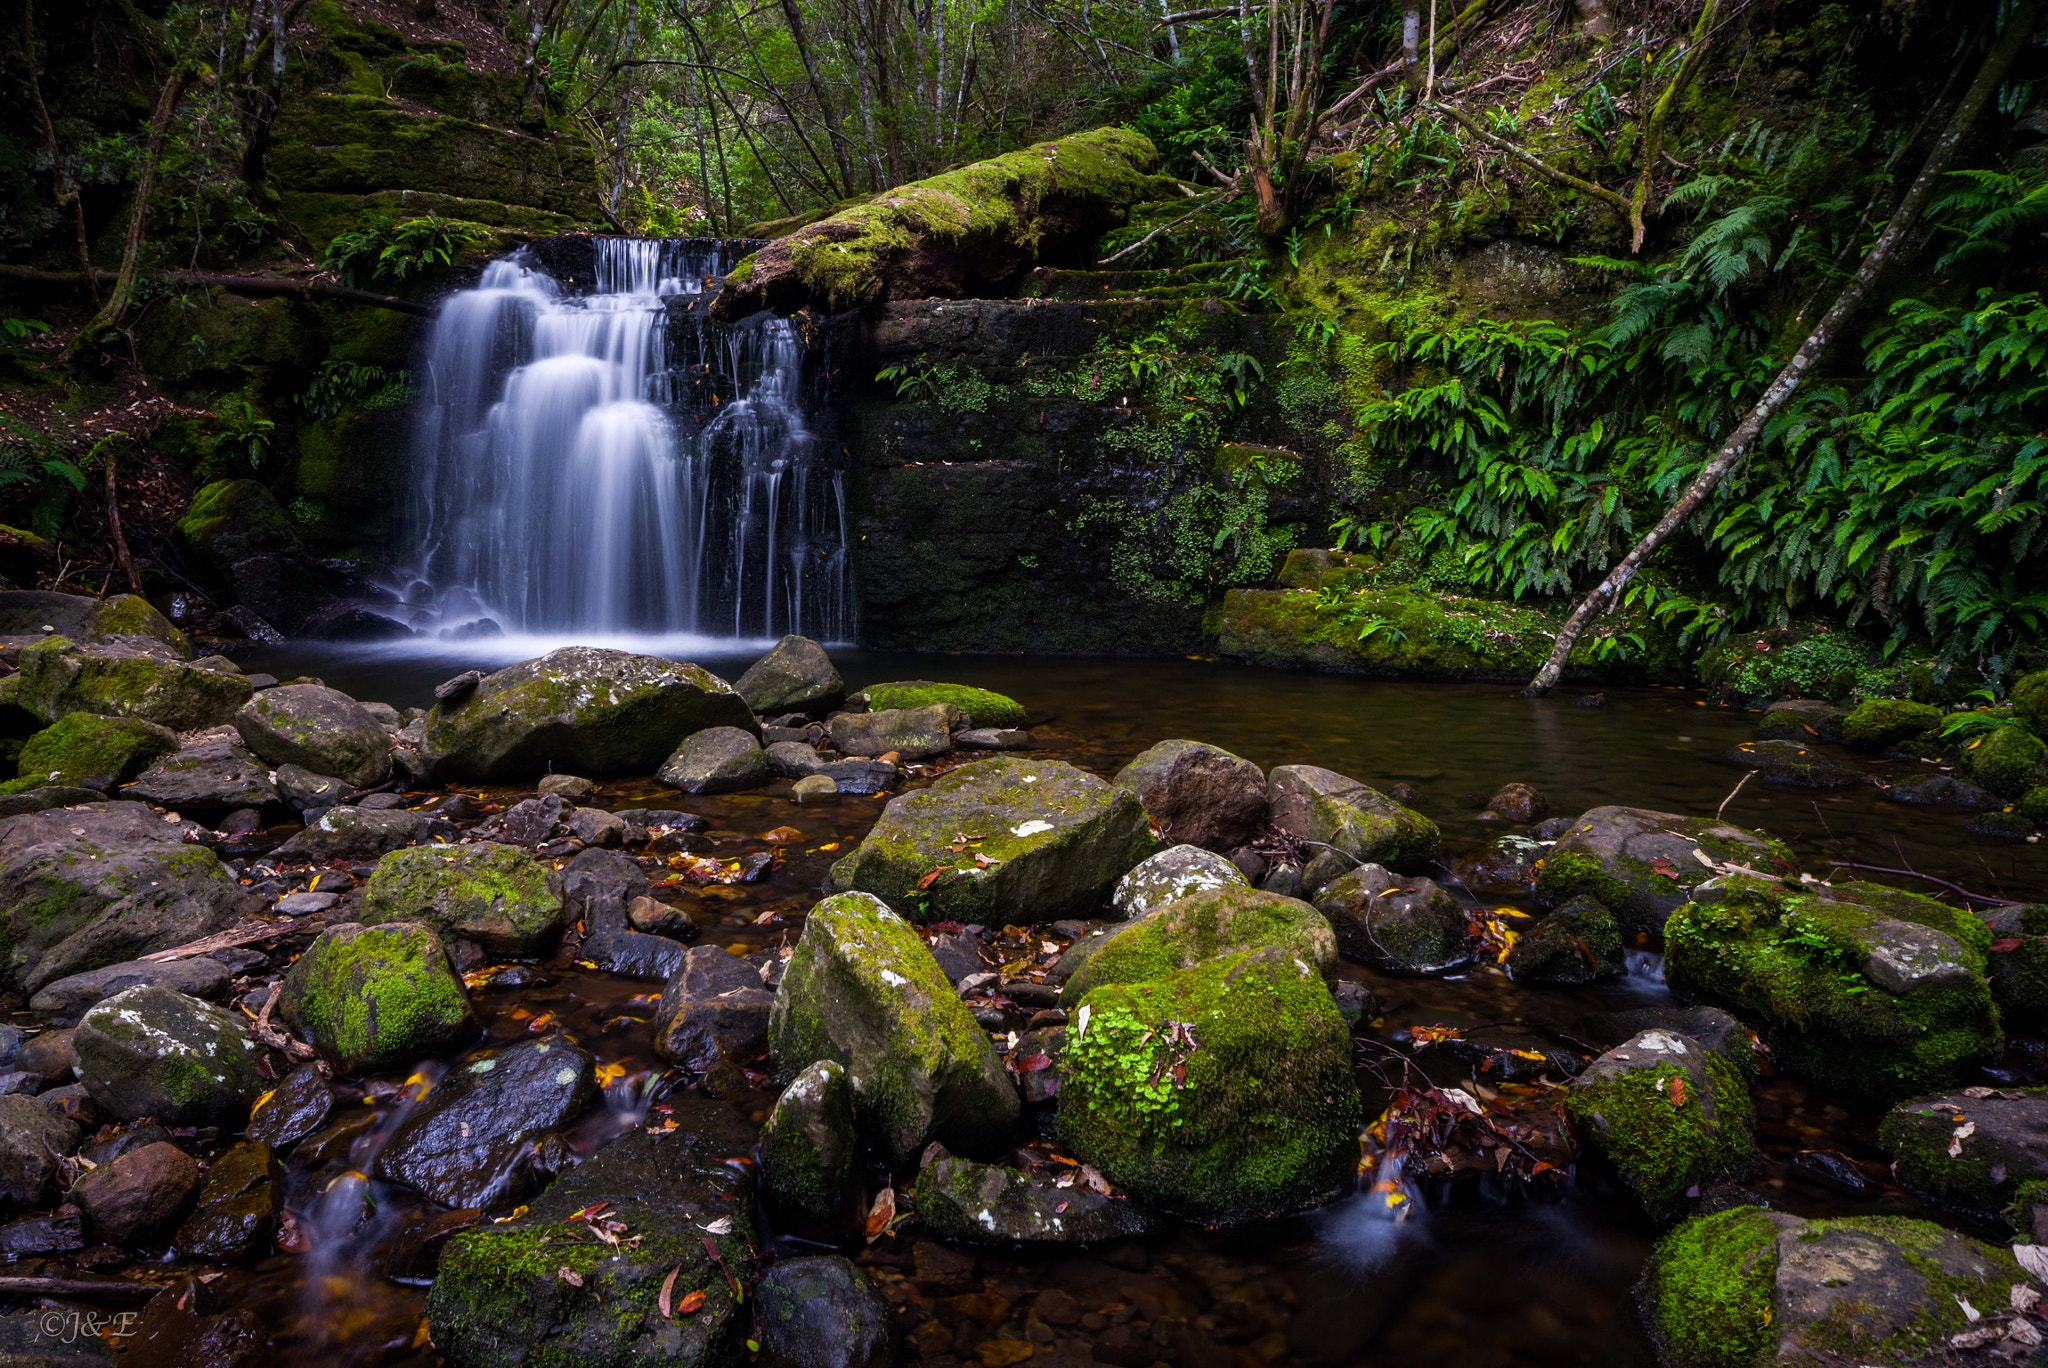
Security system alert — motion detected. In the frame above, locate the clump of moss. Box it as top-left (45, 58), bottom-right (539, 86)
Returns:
top-left (1963, 723), bottom-right (2047, 798)
top-left (2011, 668), bottom-right (2048, 737)
top-left (1566, 1048), bottom-right (1756, 1220)
top-left (1639, 1205), bottom-right (1784, 1368)
top-left (1504, 897), bottom-right (1623, 985)
top-left (281, 922), bottom-right (477, 1075)
top-left (1060, 886), bottom-right (1336, 1004)
top-left (358, 842), bottom-right (564, 954)
top-left (11, 712), bottom-right (178, 793)
top-left (853, 680), bottom-right (1026, 728)
top-left (1840, 698), bottom-right (1943, 752)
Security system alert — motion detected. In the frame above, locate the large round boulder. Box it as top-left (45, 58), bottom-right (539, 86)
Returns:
top-left (74, 985), bottom-right (268, 1127)
top-left (735, 635), bottom-right (845, 717)
top-left (358, 842), bottom-right (565, 955)
top-left (1266, 764), bottom-right (1439, 871)
top-left (234, 684), bottom-right (393, 788)
top-left (1112, 739), bottom-right (1268, 851)
top-left (281, 922), bottom-right (478, 1075)
top-left (1060, 885), bottom-right (1335, 1004)
top-left (10, 713), bottom-right (178, 794)
top-left (13, 635), bottom-right (252, 731)
top-left (1535, 806), bottom-right (1794, 935)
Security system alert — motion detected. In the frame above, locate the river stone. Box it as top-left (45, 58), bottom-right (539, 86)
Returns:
top-left (119, 727), bottom-right (280, 811)
top-left (233, 684), bottom-right (392, 788)
top-left (1060, 946), bottom-right (1359, 1226)
top-left (0, 590), bottom-right (187, 650)
top-left (765, 740), bottom-right (826, 778)
top-left (419, 647), bottom-right (755, 782)
top-left (828, 704), bottom-right (957, 761)
top-left (173, 1140), bottom-right (282, 1260)
top-left (12, 712), bottom-right (179, 793)
top-left (1723, 738), bottom-right (1862, 788)
top-left (281, 922), bottom-right (478, 1075)
top-left (1503, 896), bottom-right (1623, 986)
top-left (1979, 903), bottom-right (2048, 1029)
top-left (566, 805), bottom-right (627, 847)
top-left (1109, 843), bottom-right (1250, 920)
top-left (769, 892), bottom-right (1018, 1167)
top-left (0, 1095), bottom-right (78, 1206)
top-left (273, 806), bottom-right (430, 862)
top-left (657, 726), bottom-right (771, 794)
top-left (0, 785), bottom-right (102, 818)
top-left (1267, 765), bottom-right (1440, 872)
top-left (912, 1149), bottom-right (1158, 1246)
top-left (852, 681), bottom-right (1025, 728)
top-left (1664, 875), bottom-right (1998, 1098)
top-left (486, 792), bottom-right (572, 847)
top-left (374, 1034), bottom-right (598, 1210)
top-left (760, 1060), bottom-right (857, 1225)
top-left (1756, 699), bottom-right (1848, 743)
top-left (956, 728), bottom-right (1032, 750)
top-left (793, 774), bottom-right (839, 803)
top-left (1060, 886), bottom-right (1335, 1005)
top-left (827, 756), bottom-right (1159, 924)
top-left (652, 946), bottom-right (773, 1071)
top-left (1566, 1027), bottom-right (1757, 1220)
top-left (1841, 698), bottom-right (1944, 751)
top-left (0, 803), bottom-right (249, 993)
top-left (818, 758), bottom-right (894, 795)
top-left (74, 986), bottom-right (267, 1126)
top-left (581, 928), bottom-right (686, 980)
top-left (426, 1125), bottom-right (756, 1368)
top-left (736, 635), bottom-right (845, 716)
top-left (1641, 1206), bottom-right (2030, 1368)
top-left (1312, 864), bottom-right (1474, 974)
top-left (245, 1062), bottom-right (333, 1151)
top-left (30, 957), bottom-right (232, 1028)
top-left (1113, 739), bottom-right (1268, 851)
top-left (755, 1255), bottom-right (894, 1368)
top-left (12, 635), bottom-right (252, 731)
top-left (69, 1139), bottom-right (201, 1241)
top-left (358, 842), bottom-right (565, 954)
top-left (1534, 805), bottom-right (1794, 935)
top-left (1879, 773), bottom-right (2003, 810)
top-left (1879, 1087), bottom-right (2048, 1222)
top-left (274, 763), bottom-right (349, 812)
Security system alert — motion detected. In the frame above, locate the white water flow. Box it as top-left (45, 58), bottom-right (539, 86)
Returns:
top-left (404, 237), bottom-right (849, 643)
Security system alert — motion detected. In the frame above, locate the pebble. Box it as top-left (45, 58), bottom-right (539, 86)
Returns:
top-left (276, 891), bottom-right (341, 916)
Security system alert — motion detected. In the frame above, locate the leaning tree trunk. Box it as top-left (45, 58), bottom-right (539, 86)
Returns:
top-left (1524, 0), bottom-right (2037, 696)
top-left (68, 65), bottom-right (194, 358)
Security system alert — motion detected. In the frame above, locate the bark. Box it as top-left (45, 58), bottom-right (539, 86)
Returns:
top-left (1627, 0), bottom-right (1722, 251)
top-left (4, 266), bottom-right (432, 316)
top-left (1524, 0), bottom-right (2037, 696)
top-left (69, 65), bottom-right (194, 357)
top-left (18, 0), bottom-right (96, 300)
top-left (101, 439), bottom-right (143, 596)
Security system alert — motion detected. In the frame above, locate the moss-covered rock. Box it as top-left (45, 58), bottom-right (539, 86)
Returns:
top-left (1060, 885), bottom-right (1335, 1004)
top-left (358, 842), bottom-right (564, 955)
top-left (1060, 946), bottom-right (1358, 1226)
top-left (1109, 843), bottom-right (1250, 920)
top-left (13, 636), bottom-right (253, 732)
top-left (1267, 764), bottom-right (1440, 872)
top-left (1504, 895), bottom-right (1624, 985)
top-left (734, 635), bottom-right (844, 716)
top-left (1840, 698), bottom-right (1944, 752)
top-left (0, 591), bottom-right (190, 654)
top-left (119, 728), bottom-right (281, 812)
top-left (176, 480), bottom-right (299, 572)
top-left (2012, 669), bottom-right (2048, 738)
top-left (1878, 1086), bottom-right (2048, 1224)
top-left (1565, 1027), bottom-right (1756, 1220)
top-left (1662, 876), bottom-right (1999, 1098)
top-left (419, 647), bottom-right (754, 782)
top-left (1962, 723), bottom-right (2047, 799)
top-left (655, 726), bottom-right (770, 794)
top-left (1310, 864), bottom-right (1474, 973)
top-left (1637, 1206), bottom-right (1802, 1368)
top-left (74, 985), bottom-right (268, 1126)
top-left (1979, 902), bottom-right (2048, 1028)
top-left (827, 756), bottom-right (1159, 923)
top-left (1534, 806), bottom-right (1795, 936)
top-left (1755, 699), bottom-right (1847, 743)
top-left (759, 1059), bottom-right (857, 1226)
top-left (769, 892), bottom-right (1018, 1167)
top-left (754, 1256), bottom-right (895, 1368)
top-left (13, 714), bottom-right (179, 794)
top-left (912, 1150), bottom-right (1158, 1245)
top-left (234, 684), bottom-right (393, 788)
top-left (281, 921), bottom-right (477, 1075)
top-left (173, 1139), bottom-right (283, 1262)
top-left (851, 680), bottom-right (1026, 728)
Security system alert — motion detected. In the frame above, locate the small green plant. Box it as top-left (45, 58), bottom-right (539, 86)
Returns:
top-left (0, 413), bottom-right (83, 537)
top-left (0, 317), bottom-right (50, 345)
top-left (323, 216), bottom-right (492, 287)
top-left (299, 361), bottom-right (412, 419)
top-left (875, 361), bottom-right (938, 401)
top-left (211, 396), bottom-right (275, 471)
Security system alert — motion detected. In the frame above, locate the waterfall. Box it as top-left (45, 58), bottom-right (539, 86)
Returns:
top-left (400, 237), bottom-right (850, 644)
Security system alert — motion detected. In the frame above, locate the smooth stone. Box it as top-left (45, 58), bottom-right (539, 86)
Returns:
top-left (275, 890), bottom-right (341, 916)
top-left (652, 946), bottom-right (773, 1071)
top-left (735, 634), bottom-right (845, 717)
top-left (1879, 773), bottom-right (2003, 810)
top-left (172, 1140), bottom-right (282, 1261)
top-left (1312, 864), bottom-right (1475, 974)
top-left (828, 704), bottom-right (957, 761)
top-left (245, 1063), bottom-right (334, 1151)
top-left (658, 726), bottom-right (771, 794)
top-left (274, 763), bottom-right (350, 811)
top-left (1267, 764), bottom-right (1440, 872)
top-left (765, 740), bottom-right (826, 778)
top-left (29, 958), bottom-right (232, 1028)
top-left (792, 774), bottom-right (841, 803)
top-left (1112, 739), bottom-right (1268, 851)
top-left (70, 1140), bottom-right (201, 1242)
top-left (1109, 843), bottom-right (1250, 920)
top-left (755, 1255), bottom-right (894, 1368)
top-left (235, 683), bottom-right (393, 788)
top-left (272, 806), bottom-right (431, 862)
top-left (955, 728), bottom-right (1033, 750)
top-left (579, 928), bottom-right (686, 980)
top-left (74, 986), bottom-right (267, 1126)
top-left (536, 773), bottom-right (596, 800)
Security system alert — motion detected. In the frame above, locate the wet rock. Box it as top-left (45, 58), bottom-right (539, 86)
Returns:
top-left (373, 1034), bottom-right (597, 1210)
top-left (1979, 903), bottom-right (2048, 1028)
top-left (628, 895), bottom-right (699, 939)
top-left (1427, 1023), bottom-right (1584, 1082)
top-left (1111, 739), bottom-right (1268, 852)
top-left (536, 773), bottom-right (595, 800)
top-left (272, 806), bottom-right (429, 862)
top-left (1756, 699), bottom-right (1848, 743)
top-left (565, 805), bottom-right (627, 848)
top-left (1109, 843), bottom-right (1250, 920)
top-left (1968, 809), bottom-right (2037, 839)
top-left (30, 957), bottom-right (232, 1027)
top-left (658, 726), bottom-right (771, 794)
top-left (0, 1206), bottom-right (84, 1258)
top-left (1503, 896), bottom-right (1624, 986)
top-left (1879, 1086), bottom-right (2048, 1223)
top-left (735, 635), bottom-right (845, 717)
top-left (792, 774), bottom-right (840, 803)
top-left (13, 635), bottom-right (252, 730)
top-left (1267, 764), bottom-right (1440, 872)
top-left (1484, 782), bottom-right (1549, 824)
top-left (419, 647), bottom-right (755, 782)
top-left (173, 1140), bottom-right (281, 1260)
top-left (281, 922), bottom-right (477, 1074)
top-left (1456, 833), bottom-right (1544, 899)
top-left (0, 802), bottom-right (248, 992)
top-left (1060, 946), bottom-right (1359, 1226)
top-left (652, 946), bottom-right (773, 1071)
top-left (0, 1094), bottom-right (78, 1205)
top-left (828, 704), bottom-right (956, 761)
top-left (233, 684), bottom-right (393, 788)
top-left (580, 928), bottom-right (686, 980)
top-left (274, 763), bottom-right (349, 811)
top-left (755, 1255), bottom-right (894, 1368)
top-left (426, 1126), bottom-right (756, 1368)
top-left (1841, 698), bottom-right (1944, 752)
top-left (1664, 876), bottom-right (1998, 1098)
top-left (1535, 805), bottom-right (1794, 936)
top-left (850, 681), bottom-right (1024, 728)
top-left (359, 842), bottom-right (565, 955)
top-left (765, 740), bottom-right (825, 778)
top-left (817, 759), bottom-right (893, 795)
top-left (123, 1278), bottom-right (273, 1368)
top-left (13, 712), bottom-right (179, 793)
top-left (1312, 864), bottom-right (1473, 974)
top-left (388, 1207), bottom-right (482, 1279)
top-left (913, 1149), bottom-right (1157, 1246)
top-left (244, 1062), bottom-right (333, 1151)
top-left (70, 1139), bottom-right (201, 1241)
top-left (0, 784), bottom-right (103, 818)
top-left (1061, 886), bottom-right (1335, 1004)
top-left (956, 727), bottom-right (1033, 750)
top-left (17, 1027), bottom-right (75, 1080)
top-left (1566, 1027), bottom-right (1756, 1219)
top-left (828, 756), bottom-right (1158, 924)
top-left (926, 930), bottom-right (989, 984)
top-left (760, 1059), bottom-right (858, 1226)
top-left (770, 892), bottom-right (1018, 1167)
top-left (1580, 1006), bottom-right (1752, 1073)
top-left (275, 890), bottom-right (339, 916)
top-left (120, 726), bottom-right (280, 811)
top-left (1878, 773), bottom-right (2003, 810)
top-left (558, 845), bottom-right (649, 917)
top-left (1723, 738), bottom-right (1862, 788)
top-left (76, 986), bottom-right (267, 1126)
top-left (1332, 980), bottom-right (1379, 1028)
top-left (1260, 861), bottom-right (1305, 898)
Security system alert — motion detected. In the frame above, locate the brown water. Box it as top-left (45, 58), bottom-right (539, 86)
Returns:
top-left (177, 643), bottom-right (2048, 1368)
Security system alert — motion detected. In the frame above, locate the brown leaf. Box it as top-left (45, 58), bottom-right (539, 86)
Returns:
top-left (916, 868), bottom-right (947, 891)
top-left (659, 1265), bottom-right (679, 1318)
top-left (1667, 1076), bottom-right (1689, 1108)
top-left (556, 1267), bottom-right (584, 1287)
top-left (675, 1289), bottom-right (707, 1315)
top-left (865, 1186), bottom-right (897, 1242)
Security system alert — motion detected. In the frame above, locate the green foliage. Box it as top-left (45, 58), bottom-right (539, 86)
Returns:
top-left (299, 361), bottom-right (413, 419)
top-left (322, 216), bottom-right (492, 287)
top-left (209, 396), bottom-right (275, 472)
top-left (0, 415), bottom-right (84, 539)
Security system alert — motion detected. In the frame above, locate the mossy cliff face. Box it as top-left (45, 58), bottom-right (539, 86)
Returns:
top-left (358, 842), bottom-right (564, 955)
top-left (281, 921), bottom-right (478, 1075)
top-left (1061, 886), bottom-right (1336, 1005)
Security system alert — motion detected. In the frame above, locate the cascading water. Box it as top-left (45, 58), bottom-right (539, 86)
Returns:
top-left (400, 237), bottom-right (850, 643)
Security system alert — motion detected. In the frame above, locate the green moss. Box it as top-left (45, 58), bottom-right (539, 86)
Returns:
top-left (1963, 724), bottom-right (2046, 799)
top-left (2013, 669), bottom-right (2048, 738)
top-left (12, 635), bottom-right (254, 731)
top-left (1504, 898), bottom-right (1624, 984)
top-left (2003, 1176), bottom-right (2048, 1236)
top-left (1639, 1206), bottom-right (1782, 1368)
top-left (15, 713), bottom-right (178, 792)
top-left (758, 1060), bottom-right (853, 1222)
top-left (1531, 849), bottom-right (1635, 915)
top-left (81, 596), bottom-right (189, 652)
top-left (358, 843), bottom-right (563, 954)
top-left (1840, 698), bottom-right (1943, 752)
top-left (2018, 787), bottom-right (2048, 824)
top-left (283, 922), bottom-right (475, 1075)
top-left (1060, 887), bottom-right (1336, 1005)
top-left (177, 481), bottom-right (297, 572)
top-left (1566, 1052), bottom-right (1755, 1219)
top-left (853, 680), bottom-right (1026, 728)
top-left (1789, 1216), bottom-right (2026, 1363)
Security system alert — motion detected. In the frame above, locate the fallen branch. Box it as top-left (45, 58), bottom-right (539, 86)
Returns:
top-left (1715, 769), bottom-right (1754, 821)
top-left (1099, 192), bottom-right (1225, 264)
top-left (2, 266), bottom-right (432, 317)
top-left (1422, 100), bottom-right (1632, 217)
top-left (0, 1276), bottom-right (169, 1301)
top-left (1322, 0), bottom-right (1489, 125)
top-left (139, 916), bottom-right (325, 963)
top-left (249, 979), bottom-right (317, 1060)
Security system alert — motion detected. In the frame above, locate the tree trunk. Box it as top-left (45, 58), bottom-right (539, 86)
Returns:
top-left (1627, 0), bottom-right (1721, 251)
top-left (101, 440), bottom-right (143, 596)
top-left (68, 65), bottom-right (193, 357)
top-left (1524, 0), bottom-right (2037, 696)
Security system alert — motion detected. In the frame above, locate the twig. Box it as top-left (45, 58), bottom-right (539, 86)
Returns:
top-left (1822, 860), bottom-right (2021, 907)
top-left (1715, 769), bottom-right (1754, 820)
top-left (249, 980), bottom-right (317, 1060)
top-left (1099, 192), bottom-right (1225, 264)
top-left (0, 1276), bottom-right (168, 1300)
top-left (139, 917), bottom-right (323, 963)
top-left (1421, 100), bottom-right (1632, 216)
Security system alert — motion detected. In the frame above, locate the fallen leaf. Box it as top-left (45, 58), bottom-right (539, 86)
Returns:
top-left (916, 868), bottom-right (948, 891)
top-left (527, 1011), bottom-right (557, 1033)
top-left (699, 1216), bottom-right (733, 1235)
top-left (1668, 1076), bottom-right (1689, 1108)
top-left (1958, 1294), bottom-right (1982, 1322)
top-left (674, 1289), bottom-right (707, 1315)
top-left (1992, 938), bottom-right (2025, 953)
top-left (557, 1267), bottom-right (584, 1287)
top-left (2015, 1282), bottom-right (2042, 1313)
top-left (2015, 1244), bottom-right (2048, 1283)
top-left (1951, 1120), bottom-right (1977, 1158)
top-left (594, 1062), bottom-right (628, 1088)
top-left (865, 1187), bottom-right (896, 1242)
top-left (659, 1266), bottom-right (679, 1317)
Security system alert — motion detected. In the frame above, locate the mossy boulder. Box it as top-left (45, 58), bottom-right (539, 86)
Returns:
top-left (1840, 698), bottom-right (1944, 752)
top-left (734, 634), bottom-right (844, 716)
top-left (358, 842), bottom-right (565, 955)
top-left (1663, 876), bottom-right (1999, 1098)
top-left (770, 892), bottom-right (1018, 1167)
top-left (1109, 843), bottom-right (1250, 920)
top-left (827, 756), bottom-right (1159, 924)
top-left (0, 591), bottom-right (189, 653)
top-left (1534, 806), bottom-right (1794, 936)
top-left (419, 648), bottom-right (755, 782)
top-left (1755, 699), bottom-right (1847, 743)
top-left (1504, 895), bottom-right (1625, 985)
top-left (1111, 739), bottom-right (1268, 852)
top-left (1267, 764), bottom-right (1439, 872)
top-left (1962, 724), bottom-right (2047, 799)
top-left (1979, 902), bottom-right (2048, 1028)
top-left (1311, 864), bottom-right (1474, 973)
top-left (754, 1256), bottom-right (895, 1368)
top-left (912, 1149), bottom-right (1158, 1246)
top-left (851, 680), bottom-right (1025, 728)
top-left (1059, 946), bottom-right (1358, 1226)
top-left (281, 922), bottom-right (478, 1075)
top-left (1565, 1027), bottom-right (1756, 1220)
top-left (1640, 1206), bottom-right (2031, 1368)
top-left (176, 480), bottom-right (298, 572)
top-left (12, 713), bottom-right (178, 794)
top-left (1879, 1087), bottom-right (2048, 1224)
top-left (13, 636), bottom-right (253, 732)
top-left (2012, 669), bottom-right (2048, 738)
top-left (1060, 885), bottom-right (1335, 1004)
top-left (73, 985), bottom-right (268, 1126)
top-left (759, 1059), bottom-right (857, 1226)
top-left (234, 684), bottom-right (393, 788)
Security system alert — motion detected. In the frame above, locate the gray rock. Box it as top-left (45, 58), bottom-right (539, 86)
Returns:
top-left (1774, 1216), bottom-right (2022, 1359)
top-left (1879, 774), bottom-right (2004, 810)
top-left (275, 891), bottom-right (339, 915)
top-left (1856, 915), bottom-right (1979, 994)
top-left (765, 740), bottom-right (826, 778)
top-left (0, 1094), bottom-right (78, 1206)
top-left (653, 946), bottom-right (773, 1071)
top-left (566, 806), bottom-right (628, 847)
top-left (913, 1149), bottom-right (1158, 1246)
top-left (755, 1256), bottom-right (894, 1368)
top-left (234, 684), bottom-right (393, 788)
top-left (580, 927), bottom-right (686, 980)
top-left (74, 985), bottom-right (268, 1126)
top-left (0, 591), bottom-right (187, 650)
top-left (828, 704), bottom-right (956, 761)
top-left (274, 763), bottom-right (349, 811)
top-left (760, 1060), bottom-right (857, 1226)
top-left (120, 726), bottom-right (280, 811)
top-left (273, 806), bottom-right (430, 862)
top-left (926, 930), bottom-right (989, 984)
top-left (1724, 738), bottom-right (1863, 788)
top-left (956, 728), bottom-right (1033, 750)
top-left (1538, 805), bottom-right (1794, 935)
top-left (30, 957), bottom-right (232, 1027)
top-left (1483, 782), bottom-right (1549, 824)
top-left (245, 1062), bottom-right (334, 1151)
top-left (1881, 1087), bottom-right (2048, 1221)
top-left (1110, 843), bottom-right (1250, 920)
top-left (658, 726), bottom-right (771, 794)
top-left (1112, 739), bottom-right (1268, 851)
top-left (1268, 764), bottom-right (1440, 871)
top-left (69, 1139), bottom-right (201, 1241)
top-left (817, 759), bottom-right (894, 795)
top-left (736, 635), bottom-right (845, 717)
top-left (489, 792), bottom-right (573, 846)
top-left (0, 785), bottom-right (102, 818)
top-left (1313, 864), bottom-right (1474, 973)
top-left (536, 773), bottom-right (596, 800)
